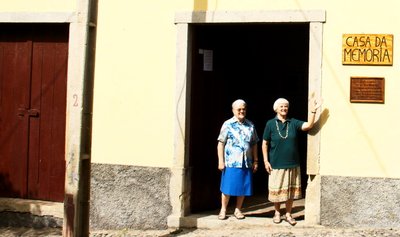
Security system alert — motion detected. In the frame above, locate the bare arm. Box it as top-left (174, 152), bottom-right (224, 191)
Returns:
top-left (262, 140), bottom-right (272, 174)
top-left (302, 98), bottom-right (323, 131)
top-left (217, 141), bottom-right (225, 170)
top-left (252, 143), bottom-right (258, 173)
top-left (301, 110), bottom-right (316, 131)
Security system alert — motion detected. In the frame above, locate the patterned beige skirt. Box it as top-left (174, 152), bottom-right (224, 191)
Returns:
top-left (268, 167), bottom-right (302, 203)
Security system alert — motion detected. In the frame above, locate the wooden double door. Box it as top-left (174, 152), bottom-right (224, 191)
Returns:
top-left (0, 24), bottom-right (69, 202)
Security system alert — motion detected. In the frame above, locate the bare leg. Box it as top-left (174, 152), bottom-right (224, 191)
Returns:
top-left (221, 193), bottom-right (230, 211)
top-left (274, 202), bottom-right (281, 215)
top-left (285, 199), bottom-right (297, 225)
top-left (235, 196), bottom-right (245, 210)
top-left (234, 196), bottom-right (245, 219)
top-left (218, 193), bottom-right (229, 220)
top-left (272, 202), bottom-right (282, 223)
top-left (285, 198), bottom-right (293, 215)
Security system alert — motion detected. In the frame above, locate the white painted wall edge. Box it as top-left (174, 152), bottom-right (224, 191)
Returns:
top-left (0, 12), bottom-right (76, 23)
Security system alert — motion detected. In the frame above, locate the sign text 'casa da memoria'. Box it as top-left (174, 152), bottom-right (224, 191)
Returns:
top-left (342, 34), bottom-right (393, 65)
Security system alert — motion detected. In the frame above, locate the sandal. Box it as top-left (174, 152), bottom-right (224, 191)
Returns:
top-left (273, 213), bottom-right (281, 224)
top-left (285, 214), bottom-right (297, 226)
top-left (218, 209), bottom-right (226, 220)
top-left (234, 208), bottom-right (245, 220)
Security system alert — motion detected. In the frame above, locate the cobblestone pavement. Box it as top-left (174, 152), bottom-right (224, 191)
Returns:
top-left (90, 227), bottom-right (400, 237)
top-left (2, 226), bottom-right (400, 237)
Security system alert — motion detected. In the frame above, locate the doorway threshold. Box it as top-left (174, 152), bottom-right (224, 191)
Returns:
top-left (168, 197), bottom-right (307, 229)
top-left (0, 198), bottom-right (63, 218)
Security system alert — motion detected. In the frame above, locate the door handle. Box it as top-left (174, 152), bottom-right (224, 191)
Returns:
top-left (17, 108), bottom-right (26, 116)
top-left (28, 109), bottom-right (40, 117)
top-left (17, 108), bottom-right (40, 117)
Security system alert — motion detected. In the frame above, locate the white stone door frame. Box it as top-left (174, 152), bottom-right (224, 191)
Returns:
top-left (169, 10), bottom-right (326, 227)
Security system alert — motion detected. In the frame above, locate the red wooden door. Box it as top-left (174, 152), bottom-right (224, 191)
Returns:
top-left (0, 24), bottom-right (68, 202)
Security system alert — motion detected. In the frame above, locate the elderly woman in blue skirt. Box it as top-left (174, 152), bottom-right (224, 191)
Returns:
top-left (262, 97), bottom-right (322, 225)
top-left (217, 99), bottom-right (259, 220)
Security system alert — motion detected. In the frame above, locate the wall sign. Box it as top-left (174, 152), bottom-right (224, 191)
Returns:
top-left (199, 49), bottom-right (213, 71)
top-left (350, 77), bottom-right (384, 103)
top-left (343, 34), bottom-right (393, 65)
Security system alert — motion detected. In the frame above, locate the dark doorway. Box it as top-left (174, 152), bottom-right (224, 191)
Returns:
top-left (0, 24), bottom-right (68, 202)
top-left (188, 23), bottom-right (310, 213)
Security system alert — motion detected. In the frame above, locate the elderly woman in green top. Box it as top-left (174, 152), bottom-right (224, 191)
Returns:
top-left (262, 97), bottom-right (322, 225)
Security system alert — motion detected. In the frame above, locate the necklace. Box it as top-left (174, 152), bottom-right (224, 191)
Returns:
top-left (275, 120), bottom-right (289, 139)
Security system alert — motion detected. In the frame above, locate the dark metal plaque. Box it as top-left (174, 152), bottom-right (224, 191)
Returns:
top-left (350, 77), bottom-right (384, 103)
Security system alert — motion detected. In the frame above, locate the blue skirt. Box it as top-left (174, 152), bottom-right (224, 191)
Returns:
top-left (220, 167), bottom-right (253, 196)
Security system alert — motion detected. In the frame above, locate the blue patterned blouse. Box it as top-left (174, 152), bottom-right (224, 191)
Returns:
top-left (217, 117), bottom-right (259, 168)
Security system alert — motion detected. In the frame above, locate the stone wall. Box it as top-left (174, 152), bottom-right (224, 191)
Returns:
top-left (90, 163), bottom-right (172, 230)
top-left (0, 198), bottom-right (63, 228)
top-left (0, 212), bottom-right (62, 228)
top-left (321, 175), bottom-right (400, 227)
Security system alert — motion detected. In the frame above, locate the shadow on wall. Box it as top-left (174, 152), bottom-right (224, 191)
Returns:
top-left (0, 174), bottom-right (18, 198)
top-left (309, 108), bottom-right (330, 136)
top-left (193, 0), bottom-right (208, 23)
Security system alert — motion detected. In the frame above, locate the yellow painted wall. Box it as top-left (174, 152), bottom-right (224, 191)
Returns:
top-left (317, 2), bottom-right (400, 178)
top-left (91, 1), bottom-right (193, 167)
top-left (91, 0), bottom-right (400, 177)
top-left (0, 0), bottom-right (75, 11)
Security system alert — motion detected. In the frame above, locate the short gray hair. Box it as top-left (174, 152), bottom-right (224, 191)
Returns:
top-left (273, 98), bottom-right (289, 112)
top-left (232, 99), bottom-right (247, 109)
